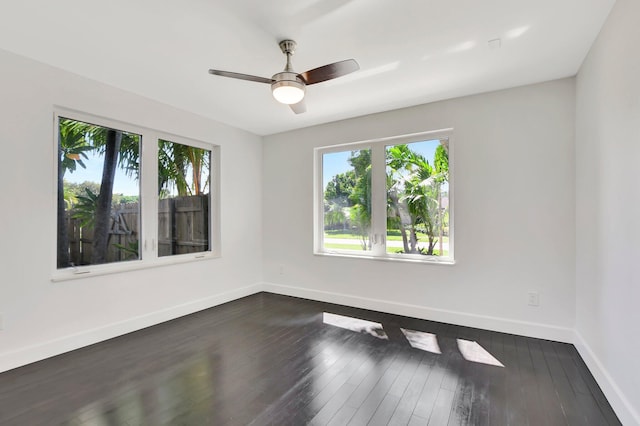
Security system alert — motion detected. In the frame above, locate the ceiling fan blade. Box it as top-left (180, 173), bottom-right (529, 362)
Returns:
top-left (289, 99), bottom-right (307, 114)
top-left (208, 69), bottom-right (273, 84)
top-left (299, 59), bottom-right (360, 85)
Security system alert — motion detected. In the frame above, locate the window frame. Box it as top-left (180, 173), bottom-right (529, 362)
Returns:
top-left (51, 107), bottom-right (221, 281)
top-left (314, 129), bottom-right (455, 265)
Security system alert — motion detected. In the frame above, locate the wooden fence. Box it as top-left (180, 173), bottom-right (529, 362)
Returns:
top-left (158, 195), bottom-right (209, 257)
top-left (66, 195), bottom-right (208, 265)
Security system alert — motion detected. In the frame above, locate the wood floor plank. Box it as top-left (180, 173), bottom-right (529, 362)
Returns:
top-left (427, 388), bottom-right (455, 425)
top-left (347, 351), bottom-right (408, 425)
top-left (501, 333), bottom-right (530, 425)
top-left (527, 338), bottom-right (569, 426)
top-left (540, 339), bottom-right (590, 425)
top-left (326, 404), bottom-right (358, 426)
top-left (308, 382), bottom-right (357, 426)
top-left (514, 335), bottom-right (548, 426)
top-left (0, 293), bottom-right (621, 426)
top-left (387, 353), bottom-right (436, 426)
top-left (408, 414), bottom-right (429, 426)
top-left (366, 393), bottom-right (401, 426)
top-left (411, 352), bottom-right (452, 420)
top-left (487, 328), bottom-right (507, 425)
top-left (467, 328), bottom-right (493, 426)
top-left (565, 345), bottom-right (621, 425)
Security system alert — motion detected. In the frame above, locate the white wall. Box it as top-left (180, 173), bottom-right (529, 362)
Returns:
top-left (575, 0), bottom-right (640, 423)
top-left (0, 49), bottom-right (263, 373)
top-left (263, 78), bottom-right (576, 342)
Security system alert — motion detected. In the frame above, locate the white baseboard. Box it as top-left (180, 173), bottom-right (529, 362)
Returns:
top-left (261, 282), bottom-right (574, 343)
top-left (0, 283), bottom-right (263, 374)
top-left (574, 331), bottom-right (639, 426)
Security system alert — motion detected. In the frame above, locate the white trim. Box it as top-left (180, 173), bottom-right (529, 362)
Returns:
top-left (0, 283), bottom-right (263, 374)
top-left (262, 282), bottom-right (574, 343)
top-left (314, 251), bottom-right (456, 265)
top-left (573, 331), bottom-right (639, 426)
top-left (51, 252), bottom-right (219, 282)
top-left (317, 128), bottom-right (454, 150)
top-left (371, 143), bottom-right (387, 257)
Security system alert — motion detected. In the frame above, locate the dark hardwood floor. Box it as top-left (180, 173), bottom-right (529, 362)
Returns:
top-left (0, 293), bottom-right (620, 425)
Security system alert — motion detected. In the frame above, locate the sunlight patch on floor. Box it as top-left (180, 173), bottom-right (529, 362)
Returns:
top-left (322, 312), bottom-right (388, 340)
top-left (401, 328), bottom-right (442, 354)
top-left (457, 339), bottom-right (504, 367)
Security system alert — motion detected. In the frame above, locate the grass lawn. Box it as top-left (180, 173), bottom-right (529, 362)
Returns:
top-left (324, 242), bottom-right (449, 257)
top-left (324, 243), bottom-right (368, 251)
top-left (386, 249), bottom-right (449, 256)
top-left (325, 229), bottom-right (449, 243)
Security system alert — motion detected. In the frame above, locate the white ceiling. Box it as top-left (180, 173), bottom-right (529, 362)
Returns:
top-left (0, 0), bottom-right (615, 136)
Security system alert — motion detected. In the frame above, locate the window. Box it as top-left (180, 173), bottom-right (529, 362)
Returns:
top-left (316, 130), bottom-right (453, 263)
top-left (55, 110), bottom-right (219, 278)
top-left (158, 139), bottom-right (211, 257)
top-left (322, 149), bottom-right (372, 252)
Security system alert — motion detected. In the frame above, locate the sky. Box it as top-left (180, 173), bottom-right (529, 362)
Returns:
top-left (66, 149), bottom-right (207, 197)
top-left (66, 150), bottom-right (139, 196)
top-left (322, 139), bottom-right (441, 188)
top-left (69, 138), bottom-right (442, 196)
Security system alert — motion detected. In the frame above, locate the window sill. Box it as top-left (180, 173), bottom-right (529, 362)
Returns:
top-left (314, 251), bottom-right (456, 265)
top-left (51, 252), bottom-right (219, 282)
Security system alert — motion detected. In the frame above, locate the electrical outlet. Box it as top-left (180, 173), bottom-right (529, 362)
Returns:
top-left (527, 292), bottom-right (540, 307)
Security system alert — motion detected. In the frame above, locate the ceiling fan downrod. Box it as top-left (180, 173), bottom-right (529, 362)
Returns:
top-left (272, 40), bottom-right (306, 104)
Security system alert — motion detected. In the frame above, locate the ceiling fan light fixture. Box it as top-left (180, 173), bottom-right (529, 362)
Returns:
top-left (271, 72), bottom-right (306, 104)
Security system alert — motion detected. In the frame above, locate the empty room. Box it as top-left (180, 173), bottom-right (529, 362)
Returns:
top-left (0, 0), bottom-right (638, 424)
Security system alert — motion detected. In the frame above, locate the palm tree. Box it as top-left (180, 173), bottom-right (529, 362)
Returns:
top-left (57, 119), bottom-right (96, 267)
top-left (387, 144), bottom-right (448, 255)
top-left (58, 118), bottom-right (141, 267)
top-left (158, 140), bottom-right (210, 197)
top-left (90, 129), bottom-right (121, 264)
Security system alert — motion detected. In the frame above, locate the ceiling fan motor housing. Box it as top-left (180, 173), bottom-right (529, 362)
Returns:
top-left (271, 71), bottom-right (306, 104)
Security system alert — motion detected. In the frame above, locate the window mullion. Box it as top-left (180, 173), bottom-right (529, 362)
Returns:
top-left (140, 130), bottom-right (159, 260)
top-left (370, 144), bottom-right (387, 257)
top-left (315, 150), bottom-right (325, 253)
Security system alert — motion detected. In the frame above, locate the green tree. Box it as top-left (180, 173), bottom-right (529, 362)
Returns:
top-left (434, 143), bottom-right (448, 177)
top-left (387, 145), bottom-right (425, 253)
top-left (64, 180), bottom-right (101, 208)
top-left (159, 140), bottom-right (210, 197)
top-left (324, 202), bottom-right (347, 229)
top-left (324, 170), bottom-right (356, 229)
top-left (81, 127), bottom-right (139, 264)
top-left (348, 150), bottom-right (372, 249)
top-left (433, 142), bottom-right (449, 254)
top-left (72, 188), bottom-right (99, 228)
top-left (58, 118), bottom-right (141, 267)
top-left (57, 119), bottom-right (96, 267)
top-left (387, 144), bottom-right (445, 255)
top-left (325, 171), bottom-right (356, 204)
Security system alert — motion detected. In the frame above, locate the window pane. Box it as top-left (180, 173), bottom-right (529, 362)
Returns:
top-left (158, 139), bottom-right (211, 257)
top-left (386, 139), bottom-right (449, 257)
top-left (57, 118), bottom-right (141, 268)
top-left (323, 149), bottom-right (372, 252)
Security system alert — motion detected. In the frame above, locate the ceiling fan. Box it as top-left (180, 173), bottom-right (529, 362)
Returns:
top-left (208, 40), bottom-right (359, 114)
